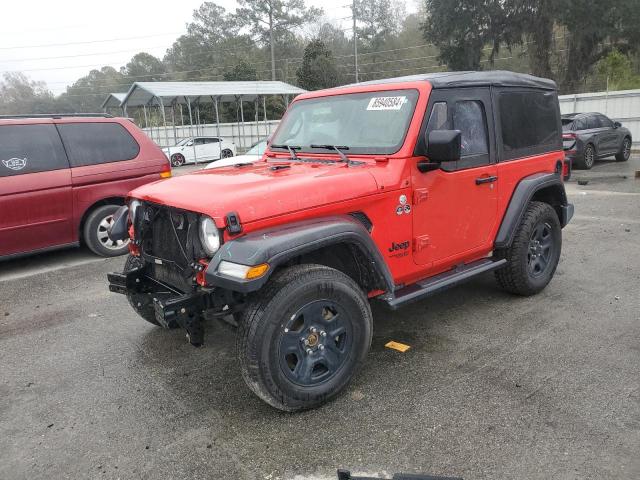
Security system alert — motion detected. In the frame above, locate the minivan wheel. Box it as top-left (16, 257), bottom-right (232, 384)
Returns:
top-left (171, 153), bottom-right (186, 167)
top-left (578, 144), bottom-right (596, 169)
top-left (237, 264), bottom-right (373, 412)
top-left (83, 205), bottom-right (130, 257)
top-left (616, 137), bottom-right (631, 162)
top-left (494, 201), bottom-right (562, 296)
top-left (221, 149), bottom-right (233, 158)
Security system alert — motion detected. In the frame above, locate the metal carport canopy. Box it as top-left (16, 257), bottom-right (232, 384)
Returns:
top-left (121, 81), bottom-right (306, 107)
top-left (101, 92), bottom-right (127, 109)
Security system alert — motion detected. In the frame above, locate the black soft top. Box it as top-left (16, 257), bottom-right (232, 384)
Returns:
top-left (343, 70), bottom-right (557, 91)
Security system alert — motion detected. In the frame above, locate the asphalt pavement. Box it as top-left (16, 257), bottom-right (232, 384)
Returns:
top-left (1, 157), bottom-right (639, 480)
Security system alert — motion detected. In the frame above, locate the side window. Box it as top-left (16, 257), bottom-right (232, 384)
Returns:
top-left (586, 116), bottom-right (600, 129)
top-left (597, 115), bottom-right (613, 128)
top-left (425, 102), bottom-right (449, 136)
top-left (498, 90), bottom-right (560, 160)
top-left (57, 123), bottom-right (140, 167)
top-left (0, 124), bottom-right (68, 177)
top-left (193, 138), bottom-right (206, 145)
top-left (574, 119), bottom-right (585, 131)
top-left (206, 138), bottom-right (221, 144)
top-left (453, 100), bottom-right (488, 157)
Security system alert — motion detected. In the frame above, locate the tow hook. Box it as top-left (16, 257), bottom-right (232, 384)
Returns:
top-left (153, 298), bottom-right (205, 347)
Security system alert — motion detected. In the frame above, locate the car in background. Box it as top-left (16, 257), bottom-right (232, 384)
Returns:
top-left (162, 136), bottom-right (236, 167)
top-left (562, 112), bottom-right (632, 169)
top-left (204, 139), bottom-right (267, 170)
top-left (0, 114), bottom-right (171, 259)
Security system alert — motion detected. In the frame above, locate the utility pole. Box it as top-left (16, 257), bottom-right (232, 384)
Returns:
top-left (352, 0), bottom-right (359, 83)
top-left (269, 4), bottom-right (276, 81)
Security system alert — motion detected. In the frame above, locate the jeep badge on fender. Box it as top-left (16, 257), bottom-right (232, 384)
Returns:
top-left (108, 71), bottom-right (573, 412)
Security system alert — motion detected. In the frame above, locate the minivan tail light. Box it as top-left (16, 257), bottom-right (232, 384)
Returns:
top-left (160, 161), bottom-right (172, 178)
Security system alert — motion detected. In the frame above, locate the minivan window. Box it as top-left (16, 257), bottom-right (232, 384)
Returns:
top-left (0, 124), bottom-right (68, 177)
top-left (57, 122), bottom-right (140, 167)
top-left (499, 90), bottom-right (560, 159)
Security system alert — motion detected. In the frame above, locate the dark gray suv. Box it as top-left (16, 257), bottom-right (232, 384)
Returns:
top-left (562, 112), bottom-right (632, 169)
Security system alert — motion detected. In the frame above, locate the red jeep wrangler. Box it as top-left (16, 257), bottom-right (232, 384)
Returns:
top-left (107, 71), bottom-right (573, 411)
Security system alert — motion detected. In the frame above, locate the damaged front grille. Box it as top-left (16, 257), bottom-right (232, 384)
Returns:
top-left (135, 202), bottom-right (207, 292)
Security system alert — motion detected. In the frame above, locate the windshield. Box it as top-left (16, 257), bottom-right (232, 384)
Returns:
top-left (246, 140), bottom-right (267, 156)
top-left (270, 89), bottom-right (419, 155)
top-left (175, 137), bottom-right (193, 146)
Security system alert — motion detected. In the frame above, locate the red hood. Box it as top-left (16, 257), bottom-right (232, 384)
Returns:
top-left (130, 161), bottom-right (379, 225)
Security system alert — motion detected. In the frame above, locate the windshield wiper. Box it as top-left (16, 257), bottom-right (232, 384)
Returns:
top-left (270, 144), bottom-right (301, 161)
top-left (310, 144), bottom-right (353, 166)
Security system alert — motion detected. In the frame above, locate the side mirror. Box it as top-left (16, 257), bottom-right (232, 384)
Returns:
top-left (426, 129), bottom-right (462, 163)
top-left (614, 121), bottom-right (622, 128)
top-left (186, 141), bottom-right (194, 146)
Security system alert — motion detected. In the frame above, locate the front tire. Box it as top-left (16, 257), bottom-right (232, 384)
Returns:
top-left (616, 137), bottom-right (631, 162)
top-left (237, 264), bottom-right (373, 412)
top-left (83, 205), bottom-right (129, 257)
top-left (494, 201), bottom-right (562, 296)
top-left (171, 153), bottom-right (185, 167)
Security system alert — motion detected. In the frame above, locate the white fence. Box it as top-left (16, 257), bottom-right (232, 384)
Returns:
top-left (559, 89), bottom-right (640, 147)
top-left (143, 120), bottom-right (281, 151)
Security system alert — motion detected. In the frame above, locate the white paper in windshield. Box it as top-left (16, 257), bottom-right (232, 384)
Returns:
top-left (366, 96), bottom-right (408, 111)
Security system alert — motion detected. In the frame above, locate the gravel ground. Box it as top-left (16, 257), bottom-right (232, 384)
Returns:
top-left (1, 156), bottom-right (638, 480)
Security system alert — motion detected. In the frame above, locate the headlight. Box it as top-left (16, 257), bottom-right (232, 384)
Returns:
top-left (199, 216), bottom-right (220, 256)
top-left (129, 199), bottom-right (141, 223)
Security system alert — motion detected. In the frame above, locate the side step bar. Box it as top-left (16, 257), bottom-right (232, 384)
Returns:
top-left (384, 258), bottom-right (507, 310)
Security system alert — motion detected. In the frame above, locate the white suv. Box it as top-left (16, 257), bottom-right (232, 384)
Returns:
top-left (162, 136), bottom-right (236, 167)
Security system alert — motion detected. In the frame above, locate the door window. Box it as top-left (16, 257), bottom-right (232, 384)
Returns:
top-left (0, 124), bottom-right (68, 177)
top-left (57, 123), bottom-right (139, 167)
top-left (596, 115), bottom-right (614, 129)
top-left (586, 116), bottom-right (600, 129)
top-left (193, 138), bottom-right (206, 145)
top-left (453, 100), bottom-right (489, 157)
top-left (204, 138), bottom-right (220, 144)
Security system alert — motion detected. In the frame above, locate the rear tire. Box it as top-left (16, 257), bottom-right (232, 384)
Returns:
top-left (83, 205), bottom-right (129, 257)
top-left (494, 201), bottom-right (562, 296)
top-left (576, 144), bottom-right (596, 169)
top-left (616, 137), bottom-right (631, 162)
top-left (221, 149), bottom-right (233, 158)
top-left (237, 264), bottom-right (373, 411)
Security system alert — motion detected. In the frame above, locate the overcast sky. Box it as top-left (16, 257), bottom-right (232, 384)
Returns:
top-left (0, 0), bottom-right (417, 95)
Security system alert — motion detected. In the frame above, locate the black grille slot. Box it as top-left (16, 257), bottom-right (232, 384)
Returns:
top-left (137, 202), bottom-right (204, 292)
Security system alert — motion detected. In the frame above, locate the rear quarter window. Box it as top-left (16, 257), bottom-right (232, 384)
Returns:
top-left (0, 124), bottom-right (68, 177)
top-left (57, 122), bottom-right (140, 167)
top-left (498, 90), bottom-right (561, 160)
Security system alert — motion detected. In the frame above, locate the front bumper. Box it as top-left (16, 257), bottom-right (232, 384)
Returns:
top-left (560, 203), bottom-right (574, 228)
top-left (108, 265), bottom-right (237, 346)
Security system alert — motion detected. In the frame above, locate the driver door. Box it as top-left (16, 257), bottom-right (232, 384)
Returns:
top-left (412, 88), bottom-right (498, 269)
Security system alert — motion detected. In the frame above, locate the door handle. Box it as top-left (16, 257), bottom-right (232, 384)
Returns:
top-left (475, 175), bottom-right (498, 185)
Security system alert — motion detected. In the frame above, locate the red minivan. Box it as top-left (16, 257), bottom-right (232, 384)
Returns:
top-left (0, 114), bottom-right (171, 259)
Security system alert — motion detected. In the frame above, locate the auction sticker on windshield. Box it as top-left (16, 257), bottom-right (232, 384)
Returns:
top-left (367, 96), bottom-right (408, 111)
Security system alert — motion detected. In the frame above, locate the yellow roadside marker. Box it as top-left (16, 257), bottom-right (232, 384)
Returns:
top-left (385, 341), bottom-right (411, 353)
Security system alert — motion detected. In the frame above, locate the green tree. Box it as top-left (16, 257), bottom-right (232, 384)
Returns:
top-left (0, 72), bottom-right (57, 115)
top-left (422, 0), bottom-right (510, 71)
top-left (236, 0), bottom-right (322, 80)
top-left (58, 66), bottom-right (126, 112)
top-left (296, 40), bottom-right (340, 90)
top-left (124, 52), bottom-right (166, 82)
top-left (596, 49), bottom-right (640, 91)
top-left (223, 61), bottom-right (258, 81)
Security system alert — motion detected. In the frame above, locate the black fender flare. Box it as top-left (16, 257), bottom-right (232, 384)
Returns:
top-left (204, 215), bottom-right (394, 294)
top-left (494, 172), bottom-right (573, 249)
